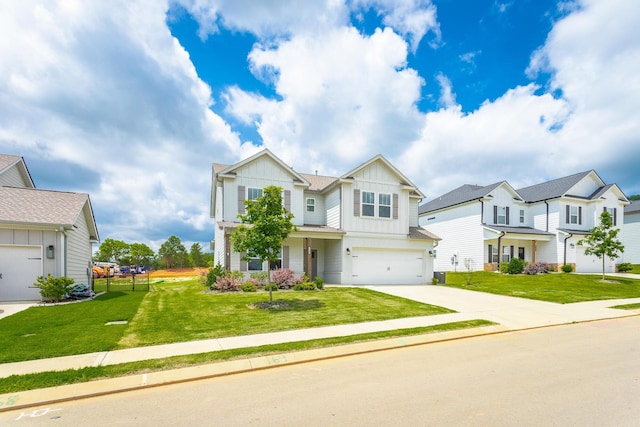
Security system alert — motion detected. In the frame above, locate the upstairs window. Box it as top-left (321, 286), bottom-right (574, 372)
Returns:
top-left (362, 191), bottom-right (375, 217)
top-left (494, 206), bottom-right (509, 225)
top-left (566, 205), bottom-right (582, 225)
top-left (248, 187), bottom-right (263, 201)
top-left (519, 209), bottom-right (525, 224)
top-left (379, 193), bottom-right (391, 218)
top-left (306, 198), bottom-right (315, 212)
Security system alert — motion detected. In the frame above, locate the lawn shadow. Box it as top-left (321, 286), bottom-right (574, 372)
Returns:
top-left (250, 299), bottom-right (326, 311)
top-left (95, 292), bottom-right (129, 301)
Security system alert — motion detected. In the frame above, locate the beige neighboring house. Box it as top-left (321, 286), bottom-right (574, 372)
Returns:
top-left (211, 149), bottom-right (439, 285)
top-left (0, 154), bottom-right (99, 301)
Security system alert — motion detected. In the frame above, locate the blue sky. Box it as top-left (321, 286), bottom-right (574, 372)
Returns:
top-left (0, 0), bottom-right (638, 251)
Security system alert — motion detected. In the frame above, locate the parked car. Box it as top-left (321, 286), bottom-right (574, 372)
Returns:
top-left (92, 266), bottom-right (105, 278)
top-left (67, 283), bottom-right (95, 299)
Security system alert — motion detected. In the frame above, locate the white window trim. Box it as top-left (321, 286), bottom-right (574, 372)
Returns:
top-left (360, 191), bottom-right (393, 219)
top-left (247, 187), bottom-right (263, 201)
top-left (306, 198), bottom-right (315, 212)
top-left (497, 206), bottom-right (507, 225)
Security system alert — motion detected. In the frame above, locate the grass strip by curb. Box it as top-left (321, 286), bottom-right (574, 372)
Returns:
top-left (610, 302), bottom-right (640, 310)
top-left (0, 319), bottom-right (494, 394)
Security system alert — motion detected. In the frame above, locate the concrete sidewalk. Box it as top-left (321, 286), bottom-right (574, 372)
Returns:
top-left (1, 284), bottom-right (639, 412)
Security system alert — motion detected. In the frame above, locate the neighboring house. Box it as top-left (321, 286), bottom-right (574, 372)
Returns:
top-left (210, 149), bottom-right (439, 285)
top-left (622, 200), bottom-right (640, 264)
top-left (419, 170), bottom-right (629, 273)
top-left (0, 154), bottom-right (99, 301)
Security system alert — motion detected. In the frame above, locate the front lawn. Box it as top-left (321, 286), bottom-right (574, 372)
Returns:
top-left (117, 281), bottom-right (454, 348)
top-left (0, 280), bottom-right (453, 364)
top-left (444, 272), bottom-right (640, 303)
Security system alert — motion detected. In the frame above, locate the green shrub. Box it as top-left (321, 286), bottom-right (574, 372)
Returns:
top-left (314, 276), bottom-right (324, 289)
top-left (618, 263), bottom-right (633, 272)
top-left (240, 282), bottom-right (258, 292)
top-left (293, 282), bottom-right (316, 291)
top-left (561, 264), bottom-right (573, 273)
top-left (34, 275), bottom-right (74, 302)
top-left (206, 263), bottom-right (226, 288)
top-left (505, 258), bottom-right (526, 275)
top-left (264, 283), bottom-right (278, 292)
top-left (250, 271), bottom-right (269, 284)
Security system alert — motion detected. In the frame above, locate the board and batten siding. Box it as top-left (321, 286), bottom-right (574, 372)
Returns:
top-left (0, 227), bottom-right (61, 277)
top-left (223, 157), bottom-right (306, 225)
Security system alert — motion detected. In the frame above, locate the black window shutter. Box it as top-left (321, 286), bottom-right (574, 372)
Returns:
top-left (510, 245), bottom-right (514, 259)
top-left (506, 207), bottom-right (510, 225)
top-left (578, 206), bottom-right (582, 225)
top-left (613, 208), bottom-right (617, 226)
top-left (566, 205), bottom-right (570, 224)
top-left (493, 206), bottom-right (498, 224)
top-left (488, 245), bottom-right (493, 262)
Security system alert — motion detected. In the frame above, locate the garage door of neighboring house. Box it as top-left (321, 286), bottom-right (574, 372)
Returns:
top-left (351, 249), bottom-right (424, 285)
top-left (575, 247), bottom-right (614, 274)
top-left (0, 246), bottom-right (43, 301)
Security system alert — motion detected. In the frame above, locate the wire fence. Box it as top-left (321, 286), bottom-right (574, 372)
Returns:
top-left (93, 271), bottom-right (150, 293)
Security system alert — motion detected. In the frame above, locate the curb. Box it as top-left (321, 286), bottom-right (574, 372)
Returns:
top-left (0, 324), bottom-right (508, 412)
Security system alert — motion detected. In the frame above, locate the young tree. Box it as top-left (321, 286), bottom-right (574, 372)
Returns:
top-left (158, 235), bottom-right (187, 269)
top-left (129, 242), bottom-right (155, 267)
top-left (231, 185), bottom-right (296, 303)
top-left (577, 211), bottom-right (624, 280)
top-left (189, 242), bottom-right (204, 267)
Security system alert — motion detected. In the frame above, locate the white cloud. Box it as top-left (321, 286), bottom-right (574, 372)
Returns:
top-left (0, 0), bottom-right (243, 247)
top-left (225, 26), bottom-right (424, 174)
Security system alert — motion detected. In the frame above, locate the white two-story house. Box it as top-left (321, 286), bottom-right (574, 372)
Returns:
top-left (210, 149), bottom-right (439, 285)
top-left (623, 200), bottom-right (640, 264)
top-left (418, 170), bottom-right (628, 273)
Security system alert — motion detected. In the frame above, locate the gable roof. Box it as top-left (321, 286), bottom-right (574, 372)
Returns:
top-left (299, 173), bottom-right (338, 192)
top-left (0, 187), bottom-right (99, 240)
top-left (0, 154), bottom-right (35, 188)
top-left (216, 149), bottom-right (310, 186)
top-left (419, 181), bottom-right (505, 214)
top-left (516, 170), bottom-right (599, 202)
top-left (341, 154), bottom-right (425, 198)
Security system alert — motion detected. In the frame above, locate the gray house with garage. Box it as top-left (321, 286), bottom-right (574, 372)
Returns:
top-left (211, 149), bottom-right (439, 285)
top-left (0, 154), bottom-right (99, 301)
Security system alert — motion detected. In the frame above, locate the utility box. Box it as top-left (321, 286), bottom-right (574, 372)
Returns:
top-left (433, 271), bottom-right (446, 284)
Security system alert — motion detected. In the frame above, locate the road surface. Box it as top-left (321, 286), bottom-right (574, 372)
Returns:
top-left (2, 316), bottom-right (639, 426)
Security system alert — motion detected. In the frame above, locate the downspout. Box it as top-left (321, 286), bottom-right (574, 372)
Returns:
top-left (479, 198), bottom-right (484, 224)
top-left (563, 232), bottom-right (572, 267)
top-left (544, 200), bottom-right (549, 232)
top-left (497, 231), bottom-right (505, 271)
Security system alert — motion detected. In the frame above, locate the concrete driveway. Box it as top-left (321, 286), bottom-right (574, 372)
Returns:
top-left (0, 302), bottom-right (36, 320)
top-left (366, 284), bottom-right (640, 329)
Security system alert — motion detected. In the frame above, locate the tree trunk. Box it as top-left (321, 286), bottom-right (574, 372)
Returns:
top-left (602, 256), bottom-right (605, 281)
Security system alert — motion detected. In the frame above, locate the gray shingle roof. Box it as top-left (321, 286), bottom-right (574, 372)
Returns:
top-left (408, 227), bottom-right (441, 240)
top-left (418, 182), bottom-right (504, 214)
top-left (0, 154), bottom-right (21, 171)
top-left (483, 225), bottom-right (555, 236)
top-left (0, 187), bottom-right (90, 226)
top-left (516, 170), bottom-right (593, 202)
top-left (299, 173), bottom-right (338, 191)
top-left (625, 200), bottom-right (640, 214)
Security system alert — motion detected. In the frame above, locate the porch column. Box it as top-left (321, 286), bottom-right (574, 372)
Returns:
top-left (532, 240), bottom-right (537, 264)
top-left (224, 233), bottom-right (231, 271)
top-left (305, 238), bottom-right (312, 278)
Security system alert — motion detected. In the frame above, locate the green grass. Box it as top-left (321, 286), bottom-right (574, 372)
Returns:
top-left (0, 292), bottom-right (146, 363)
top-left (0, 280), bottom-right (453, 364)
top-left (118, 282), bottom-right (454, 348)
top-left (444, 272), bottom-right (640, 303)
top-left (610, 302), bottom-right (640, 310)
top-left (0, 319), bottom-right (494, 393)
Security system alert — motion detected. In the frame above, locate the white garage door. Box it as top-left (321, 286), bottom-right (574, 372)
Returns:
top-left (575, 247), bottom-right (615, 274)
top-left (351, 248), bottom-right (424, 285)
top-left (0, 246), bottom-right (43, 301)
